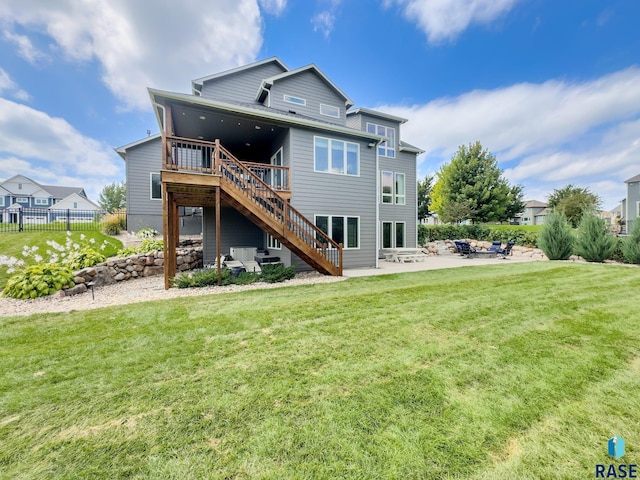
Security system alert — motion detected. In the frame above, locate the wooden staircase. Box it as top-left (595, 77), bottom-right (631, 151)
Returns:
top-left (165, 137), bottom-right (342, 276)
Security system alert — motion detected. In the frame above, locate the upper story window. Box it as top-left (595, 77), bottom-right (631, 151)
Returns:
top-left (73, 202), bottom-right (78, 209)
top-left (16, 197), bottom-right (29, 203)
top-left (283, 94), bottom-right (306, 106)
top-left (320, 104), bottom-right (340, 118)
top-left (0, 197), bottom-right (4, 206)
top-left (314, 136), bottom-right (359, 176)
top-left (150, 173), bottom-right (162, 200)
top-left (18, 183), bottom-right (22, 190)
top-left (367, 123), bottom-right (396, 158)
top-left (381, 171), bottom-right (405, 205)
top-left (35, 198), bottom-right (48, 205)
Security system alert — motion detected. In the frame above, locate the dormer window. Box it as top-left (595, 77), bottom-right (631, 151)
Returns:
top-left (320, 104), bottom-right (340, 118)
top-left (283, 94), bottom-right (306, 106)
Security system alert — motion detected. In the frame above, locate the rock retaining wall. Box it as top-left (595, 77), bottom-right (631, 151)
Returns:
top-left (58, 247), bottom-right (203, 297)
top-left (423, 240), bottom-right (548, 260)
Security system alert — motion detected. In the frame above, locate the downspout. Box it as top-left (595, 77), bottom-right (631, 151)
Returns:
top-left (374, 137), bottom-right (384, 269)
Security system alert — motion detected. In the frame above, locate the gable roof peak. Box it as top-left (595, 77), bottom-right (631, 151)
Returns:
top-left (192, 57), bottom-right (288, 93)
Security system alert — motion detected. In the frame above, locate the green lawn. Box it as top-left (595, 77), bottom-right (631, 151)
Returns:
top-left (0, 232), bottom-right (122, 289)
top-left (485, 224), bottom-right (543, 233)
top-left (1, 262), bottom-right (639, 479)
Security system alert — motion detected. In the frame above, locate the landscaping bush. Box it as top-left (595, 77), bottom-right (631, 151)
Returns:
top-left (538, 212), bottom-right (574, 260)
top-left (2, 263), bottom-right (75, 299)
top-left (574, 213), bottom-right (617, 263)
top-left (136, 227), bottom-right (158, 239)
top-left (609, 237), bottom-right (626, 263)
top-left (418, 224), bottom-right (537, 247)
top-left (118, 239), bottom-right (164, 257)
top-left (622, 220), bottom-right (640, 264)
top-left (260, 263), bottom-right (295, 283)
top-left (172, 268), bottom-right (261, 288)
top-left (65, 245), bottom-right (106, 270)
top-left (101, 213), bottom-right (127, 235)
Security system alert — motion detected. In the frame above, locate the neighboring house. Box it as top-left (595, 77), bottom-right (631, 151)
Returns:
top-left (620, 173), bottom-right (640, 233)
top-left (118, 57), bottom-right (422, 285)
top-left (515, 200), bottom-right (548, 225)
top-left (0, 174), bottom-right (98, 224)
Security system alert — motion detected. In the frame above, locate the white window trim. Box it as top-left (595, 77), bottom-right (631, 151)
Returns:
top-left (150, 172), bottom-right (162, 200)
top-left (0, 197), bottom-right (4, 207)
top-left (283, 94), bottom-right (306, 106)
top-left (366, 122), bottom-right (396, 158)
top-left (395, 172), bottom-right (406, 205)
top-left (636, 201), bottom-right (640, 217)
top-left (381, 171), bottom-right (393, 204)
top-left (267, 233), bottom-right (281, 250)
top-left (313, 136), bottom-right (360, 177)
top-left (314, 214), bottom-right (360, 250)
top-left (16, 197), bottom-right (29, 203)
top-left (35, 197), bottom-right (48, 205)
top-left (320, 103), bottom-right (340, 118)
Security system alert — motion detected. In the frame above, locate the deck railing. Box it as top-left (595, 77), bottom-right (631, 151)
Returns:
top-left (164, 136), bottom-right (289, 191)
top-left (163, 135), bottom-right (342, 274)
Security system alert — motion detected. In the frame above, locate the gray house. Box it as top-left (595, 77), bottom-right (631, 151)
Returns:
top-left (514, 200), bottom-right (548, 225)
top-left (118, 57), bottom-right (422, 286)
top-left (620, 173), bottom-right (640, 233)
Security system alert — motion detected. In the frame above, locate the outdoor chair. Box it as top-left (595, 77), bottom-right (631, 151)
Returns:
top-left (454, 241), bottom-right (465, 255)
top-left (487, 241), bottom-right (502, 252)
top-left (458, 241), bottom-right (476, 258)
top-left (496, 241), bottom-right (515, 258)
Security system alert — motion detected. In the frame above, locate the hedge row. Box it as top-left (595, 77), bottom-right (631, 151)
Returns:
top-left (418, 224), bottom-right (538, 247)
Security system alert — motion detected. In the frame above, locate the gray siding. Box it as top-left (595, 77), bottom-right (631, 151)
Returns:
top-left (289, 127), bottom-right (378, 269)
top-left (202, 207), bottom-right (264, 263)
top-left (269, 71), bottom-right (346, 126)
top-left (379, 149), bottom-right (417, 249)
top-left (345, 113), bottom-right (361, 130)
top-left (199, 63), bottom-right (286, 104)
top-left (125, 137), bottom-right (163, 231)
top-left (628, 180), bottom-right (640, 228)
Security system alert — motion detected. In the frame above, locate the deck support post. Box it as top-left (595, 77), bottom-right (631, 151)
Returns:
top-left (216, 186), bottom-right (222, 286)
top-left (163, 188), bottom-right (178, 290)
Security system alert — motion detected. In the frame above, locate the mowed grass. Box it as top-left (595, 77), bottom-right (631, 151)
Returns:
top-left (0, 232), bottom-right (122, 289)
top-left (1, 262), bottom-right (639, 479)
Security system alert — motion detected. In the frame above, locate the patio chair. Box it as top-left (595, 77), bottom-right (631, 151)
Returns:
top-left (487, 241), bottom-right (502, 253)
top-left (496, 241), bottom-right (515, 258)
top-left (458, 241), bottom-right (476, 258)
top-left (454, 241), bottom-right (465, 255)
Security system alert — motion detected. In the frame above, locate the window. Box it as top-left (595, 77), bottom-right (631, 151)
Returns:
top-left (381, 171), bottom-right (406, 205)
top-left (35, 198), bottom-right (48, 205)
top-left (320, 104), bottom-right (340, 118)
top-left (314, 137), bottom-right (359, 176)
top-left (18, 183), bottom-right (22, 190)
top-left (267, 233), bottom-right (281, 250)
top-left (395, 173), bottom-right (405, 205)
top-left (17, 197), bottom-right (28, 203)
top-left (382, 221), bottom-right (406, 248)
top-left (381, 171), bottom-right (393, 204)
top-left (73, 202), bottom-right (78, 209)
top-left (395, 222), bottom-right (406, 248)
top-left (283, 94), bottom-right (306, 106)
top-left (315, 215), bottom-right (359, 249)
top-left (366, 123), bottom-right (396, 158)
top-left (0, 197), bottom-right (3, 206)
top-left (151, 173), bottom-right (162, 200)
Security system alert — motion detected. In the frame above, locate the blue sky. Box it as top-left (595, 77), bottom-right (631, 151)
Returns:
top-left (0, 0), bottom-right (639, 210)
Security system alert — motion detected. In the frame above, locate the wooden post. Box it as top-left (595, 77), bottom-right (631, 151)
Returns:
top-left (164, 191), bottom-right (178, 289)
top-left (162, 181), bottom-right (170, 289)
top-left (216, 186), bottom-right (221, 286)
top-left (214, 138), bottom-right (220, 172)
top-left (338, 243), bottom-right (343, 276)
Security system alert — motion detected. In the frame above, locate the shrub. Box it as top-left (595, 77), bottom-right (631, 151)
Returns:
top-left (622, 220), bottom-right (640, 264)
top-left (136, 227), bottom-right (158, 239)
top-left (102, 213), bottom-right (126, 235)
top-left (171, 268), bottom-right (260, 288)
top-left (538, 212), bottom-right (574, 260)
top-left (418, 224), bottom-right (537, 247)
top-left (574, 213), bottom-right (617, 262)
top-left (118, 239), bottom-right (164, 257)
top-left (609, 238), bottom-right (626, 263)
top-left (65, 246), bottom-right (106, 270)
top-left (260, 263), bottom-right (295, 283)
top-left (2, 263), bottom-right (75, 299)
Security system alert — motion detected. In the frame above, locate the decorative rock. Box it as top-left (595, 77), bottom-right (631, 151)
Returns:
top-left (143, 265), bottom-right (165, 277)
top-left (74, 276), bottom-right (86, 284)
top-left (65, 283), bottom-right (87, 296)
top-left (114, 272), bottom-right (126, 281)
top-left (153, 258), bottom-right (164, 266)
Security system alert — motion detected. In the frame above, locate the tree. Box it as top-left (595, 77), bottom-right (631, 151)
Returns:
top-left (431, 141), bottom-right (523, 224)
top-left (547, 184), bottom-right (601, 228)
top-left (538, 211), bottom-right (574, 260)
top-left (98, 181), bottom-right (126, 213)
top-left (417, 174), bottom-right (434, 222)
top-left (622, 220), bottom-right (640, 264)
top-left (574, 213), bottom-right (617, 262)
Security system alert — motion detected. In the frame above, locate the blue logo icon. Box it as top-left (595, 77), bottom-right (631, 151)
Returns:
top-left (608, 436), bottom-right (625, 460)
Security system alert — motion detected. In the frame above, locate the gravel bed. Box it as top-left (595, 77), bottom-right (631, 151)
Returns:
top-left (0, 273), bottom-right (346, 318)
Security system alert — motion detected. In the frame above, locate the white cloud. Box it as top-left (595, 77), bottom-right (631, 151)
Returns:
top-left (0, 0), bottom-right (268, 110)
top-left (3, 30), bottom-right (46, 64)
top-left (0, 98), bottom-right (123, 201)
top-left (0, 67), bottom-right (29, 100)
top-left (386, 0), bottom-right (522, 43)
top-left (312, 0), bottom-right (341, 38)
top-left (377, 67), bottom-right (640, 208)
top-left (258, 0), bottom-right (287, 15)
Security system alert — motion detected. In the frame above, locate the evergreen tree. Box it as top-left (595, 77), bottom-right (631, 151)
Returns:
top-left (417, 174), bottom-right (434, 222)
top-left (622, 220), bottom-right (640, 264)
top-left (574, 213), bottom-right (617, 262)
top-left (538, 211), bottom-right (574, 260)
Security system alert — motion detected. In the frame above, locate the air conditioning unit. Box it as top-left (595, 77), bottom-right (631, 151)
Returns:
top-left (229, 246), bottom-right (257, 263)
